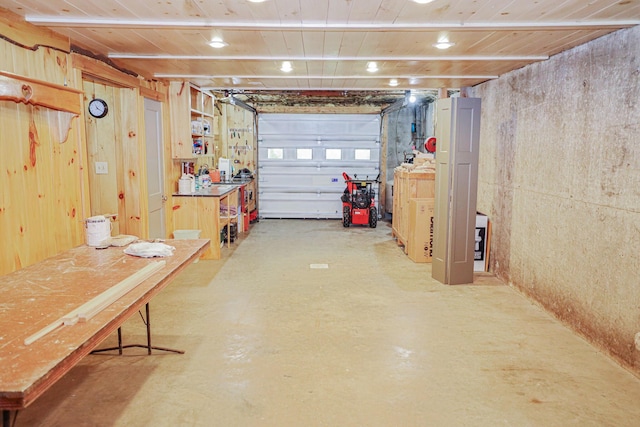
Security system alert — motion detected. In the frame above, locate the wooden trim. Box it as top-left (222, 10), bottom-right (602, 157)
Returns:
top-left (72, 53), bottom-right (167, 102)
top-left (0, 8), bottom-right (70, 52)
top-left (0, 70), bottom-right (82, 115)
top-left (140, 85), bottom-right (166, 102)
top-left (72, 53), bottom-right (141, 88)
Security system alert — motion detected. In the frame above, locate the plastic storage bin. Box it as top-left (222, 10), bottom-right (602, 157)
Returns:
top-left (173, 229), bottom-right (201, 239)
top-left (173, 229), bottom-right (202, 262)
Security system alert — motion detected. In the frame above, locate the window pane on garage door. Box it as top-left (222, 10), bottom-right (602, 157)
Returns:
top-left (258, 113), bottom-right (381, 219)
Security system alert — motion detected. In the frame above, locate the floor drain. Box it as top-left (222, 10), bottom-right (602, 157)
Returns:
top-left (310, 264), bottom-right (329, 269)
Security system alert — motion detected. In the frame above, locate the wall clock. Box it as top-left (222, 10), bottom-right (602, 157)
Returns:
top-left (88, 98), bottom-right (108, 118)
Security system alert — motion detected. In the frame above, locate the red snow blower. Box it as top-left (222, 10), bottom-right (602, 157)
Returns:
top-left (340, 172), bottom-right (379, 228)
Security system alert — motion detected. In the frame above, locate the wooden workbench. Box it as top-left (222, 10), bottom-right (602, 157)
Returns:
top-left (173, 184), bottom-right (240, 260)
top-left (0, 239), bottom-right (209, 423)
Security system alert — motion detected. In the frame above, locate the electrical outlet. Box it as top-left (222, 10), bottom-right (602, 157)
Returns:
top-left (95, 162), bottom-right (108, 175)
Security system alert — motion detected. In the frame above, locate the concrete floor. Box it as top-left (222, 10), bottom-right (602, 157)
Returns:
top-left (17, 219), bottom-right (640, 426)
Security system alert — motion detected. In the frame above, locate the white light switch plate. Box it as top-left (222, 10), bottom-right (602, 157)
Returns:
top-left (95, 162), bottom-right (108, 175)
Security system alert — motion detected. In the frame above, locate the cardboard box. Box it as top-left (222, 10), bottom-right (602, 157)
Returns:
top-left (407, 198), bottom-right (435, 263)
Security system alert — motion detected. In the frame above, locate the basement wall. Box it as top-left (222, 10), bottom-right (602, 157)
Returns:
top-left (471, 25), bottom-right (640, 374)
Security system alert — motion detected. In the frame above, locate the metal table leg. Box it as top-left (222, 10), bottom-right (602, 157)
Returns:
top-left (91, 303), bottom-right (183, 355)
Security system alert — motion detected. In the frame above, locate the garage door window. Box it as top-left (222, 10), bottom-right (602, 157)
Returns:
top-left (297, 148), bottom-right (313, 160)
top-left (355, 149), bottom-right (371, 160)
top-left (326, 149), bottom-right (342, 160)
top-left (268, 148), bottom-right (284, 159)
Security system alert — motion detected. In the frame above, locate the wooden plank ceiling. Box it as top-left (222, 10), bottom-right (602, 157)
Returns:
top-left (4, 0), bottom-right (639, 105)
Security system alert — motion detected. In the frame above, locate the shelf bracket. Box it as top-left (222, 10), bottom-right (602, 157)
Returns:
top-left (0, 70), bottom-right (83, 143)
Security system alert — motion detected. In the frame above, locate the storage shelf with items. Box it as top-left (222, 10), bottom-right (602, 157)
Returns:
top-left (169, 81), bottom-right (218, 160)
top-left (219, 187), bottom-right (239, 248)
top-left (172, 186), bottom-right (239, 260)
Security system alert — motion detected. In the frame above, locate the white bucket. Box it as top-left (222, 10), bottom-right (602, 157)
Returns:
top-left (178, 174), bottom-right (194, 194)
top-left (85, 215), bottom-right (112, 247)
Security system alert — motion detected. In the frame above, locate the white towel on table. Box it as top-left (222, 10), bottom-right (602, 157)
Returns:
top-left (124, 242), bottom-right (175, 258)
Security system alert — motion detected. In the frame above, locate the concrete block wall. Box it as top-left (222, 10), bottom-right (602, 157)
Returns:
top-left (472, 25), bottom-right (640, 374)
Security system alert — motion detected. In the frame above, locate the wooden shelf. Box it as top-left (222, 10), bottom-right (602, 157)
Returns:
top-left (0, 70), bottom-right (83, 143)
top-left (172, 187), bottom-right (239, 259)
top-left (169, 81), bottom-right (218, 159)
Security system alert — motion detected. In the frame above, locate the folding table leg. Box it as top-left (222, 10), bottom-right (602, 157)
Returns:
top-left (91, 303), bottom-right (183, 355)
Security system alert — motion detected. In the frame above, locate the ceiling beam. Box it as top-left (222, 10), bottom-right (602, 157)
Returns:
top-left (154, 74), bottom-right (499, 80)
top-left (25, 17), bottom-right (640, 31)
top-left (110, 54), bottom-right (548, 61)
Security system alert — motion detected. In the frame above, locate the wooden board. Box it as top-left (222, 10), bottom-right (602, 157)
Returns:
top-left (222, 104), bottom-right (256, 172)
top-left (0, 239), bottom-right (209, 410)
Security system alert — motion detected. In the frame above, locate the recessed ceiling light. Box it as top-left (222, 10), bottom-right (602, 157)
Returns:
top-left (280, 61), bottom-right (293, 72)
top-left (389, 79), bottom-right (399, 87)
top-left (248, 0), bottom-right (268, 2)
top-left (367, 61), bottom-right (378, 72)
top-left (209, 37), bottom-right (228, 48)
top-left (413, 0), bottom-right (436, 3)
top-left (433, 36), bottom-right (455, 50)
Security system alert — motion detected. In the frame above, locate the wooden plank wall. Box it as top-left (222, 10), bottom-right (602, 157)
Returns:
top-left (0, 41), bottom-right (87, 275)
top-left (118, 87), bottom-right (147, 238)
top-left (84, 82), bottom-right (119, 220)
top-left (1, 11), bottom-right (169, 275)
top-left (83, 82), bottom-right (147, 237)
top-left (222, 104), bottom-right (257, 174)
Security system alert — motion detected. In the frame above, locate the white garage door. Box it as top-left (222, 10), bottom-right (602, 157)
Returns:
top-left (258, 113), bottom-right (381, 219)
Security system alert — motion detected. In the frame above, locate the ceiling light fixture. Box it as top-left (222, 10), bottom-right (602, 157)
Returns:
top-left (367, 61), bottom-right (378, 72)
top-left (280, 61), bottom-right (293, 72)
top-left (208, 37), bottom-right (228, 48)
top-left (404, 90), bottom-right (416, 104)
top-left (433, 41), bottom-right (455, 49)
top-left (248, 0), bottom-right (268, 2)
top-left (413, 0), bottom-right (436, 3)
top-left (389, 79), bottom-right (399, 87)
top-left (433, 37), bottom-right (455, 50)
top-left (404, 90), bottom-right (417, 105)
